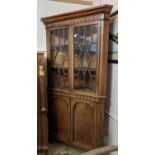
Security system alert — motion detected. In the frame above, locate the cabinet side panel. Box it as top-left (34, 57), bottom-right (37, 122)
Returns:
top-left (46, 30), bottom-right (51, 59)
top-left (98, 18), bottom-right (110, 96)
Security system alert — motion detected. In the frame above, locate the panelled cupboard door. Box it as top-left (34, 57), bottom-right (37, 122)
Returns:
top-left (71, 99), bottom-right (96, 149)
top-left (49, 96), bottom-right (71, 144)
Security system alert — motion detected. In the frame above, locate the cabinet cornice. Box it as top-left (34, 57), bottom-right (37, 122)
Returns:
top-left (41, 4), bottom-right (113, 25)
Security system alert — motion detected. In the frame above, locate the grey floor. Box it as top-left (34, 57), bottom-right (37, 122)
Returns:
top-left (38, 141), bottom-right (85, 155)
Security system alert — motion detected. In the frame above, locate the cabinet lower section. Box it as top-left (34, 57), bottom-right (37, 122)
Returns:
top-left (48, 90), bottom-right (106, 150)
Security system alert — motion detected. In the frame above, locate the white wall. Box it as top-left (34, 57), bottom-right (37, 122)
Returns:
top-left (105, 63), bottom-right (118, 155)
top-left (37, 0), bottom-right (88, 51)
top-left (101, 0), bottom-right (118, 11)
top-left (38, 0), bottom-right (118, 153)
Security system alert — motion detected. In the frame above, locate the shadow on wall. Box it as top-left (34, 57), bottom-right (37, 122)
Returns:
top-left (104, 63), bottom-right (118, 147)
top-left (104, 63), bottom-right (113, 144)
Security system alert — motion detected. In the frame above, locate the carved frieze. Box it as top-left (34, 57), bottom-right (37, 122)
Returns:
top-left (49, 89), bottom-right (106, 103)
top-left (46, 15), bottom-right (104, 29)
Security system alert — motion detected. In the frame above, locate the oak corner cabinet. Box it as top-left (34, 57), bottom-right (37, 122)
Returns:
top-left (41, 5), bottom-right (113, 150)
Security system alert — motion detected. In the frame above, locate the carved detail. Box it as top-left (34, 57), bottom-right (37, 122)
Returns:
top-left (49, 89), bottom-right (106, 103)
top-left (39, 65), bottom-right (45, 76)
top-left (73, 101), bottom-right (94, 111)
top-left (46, 15), bottom-right (104, 29)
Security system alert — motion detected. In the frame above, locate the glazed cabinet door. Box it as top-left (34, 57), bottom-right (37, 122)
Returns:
top-left (48, 96), bottom-right (71, 144)
top-left (73, 23), bottom-right (99, 93)
top-left (71, 99), bottom-right (96, 149)
top-left (48, 27), bottom-right (70, 90)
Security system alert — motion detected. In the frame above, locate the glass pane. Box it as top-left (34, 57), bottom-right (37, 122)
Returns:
top-left (74, 24), bottom-right (98, 92)
top-left (49, 28), bottom-right (69, 89)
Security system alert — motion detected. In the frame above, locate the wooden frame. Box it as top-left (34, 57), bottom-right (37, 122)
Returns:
top-left (53, 0), bottom-right (93, 5)
top-left (53, 0), bottom-right (102, 6)
top-left (41, 5), bottom-right (113, 150)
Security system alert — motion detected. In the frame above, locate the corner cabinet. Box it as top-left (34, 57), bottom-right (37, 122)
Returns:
top-left (41, 5), bottom-right (113, 150)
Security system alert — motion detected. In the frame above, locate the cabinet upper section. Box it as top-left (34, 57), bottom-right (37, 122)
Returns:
top-left (42, 4), bottom-right (113, 95)
top-left (41, 5), bottom-right (113, 29)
